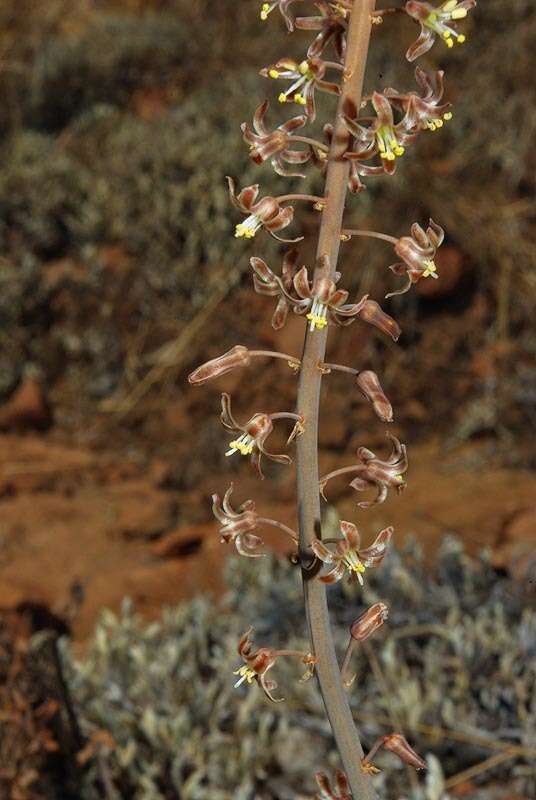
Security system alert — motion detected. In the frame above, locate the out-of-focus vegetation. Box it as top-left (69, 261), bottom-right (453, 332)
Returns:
top-left (54, 537), bottom-right (534, 799)
top-left (0, 0), bottom-right (534, 456)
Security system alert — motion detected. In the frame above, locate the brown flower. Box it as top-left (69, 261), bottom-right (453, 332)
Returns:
top-left (405, 0), bottom-right (476, 62)
top-left (241, 101), bottom-right (311, 177)
top-left (252, 252), bottom-right (373, 332)
top-left (320, 433), bottom-right (408, 507)
top-left (350, 602), bottom-right (389, 641)
top-left (356, 370), bottom-right (393, 422)
top-left (387, 218), bottom-right (445, 297)
top-left (295, 0), bottom-right (351, 61)
top-left (188, 345), bottom-right (251, 386)
top-left (227, 177), bottom-right (301, 242)
top-left (344, 93), bottom-right (417, 175)
top-left (211, 485), bottom-right (264, 558)
top-left (221, 393), bottom-right (292, 478)
top-left (385, 67), bottom-right (452, 133)
top-left (311, 520), bottom-right (393, 584)
top-left (234, 628), bottom-right (315, 703)
top-left (314, 770), bottom-right (352, 800)
top-left (260, 56), bottom-right (340, 121)
top-left (362, 733), bottom-right (427, 772)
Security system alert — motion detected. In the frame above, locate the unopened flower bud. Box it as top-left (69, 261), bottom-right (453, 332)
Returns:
top-left (381, 734), bottom-right (427, 769)
top-left (356, 371), bottom-right (393, 422)
top-left (358, 299), bottom-right (401, 342)
top-left (188, 345), bottom-right (251, 385)
top-left (350, 602), bottom-right (389, 641)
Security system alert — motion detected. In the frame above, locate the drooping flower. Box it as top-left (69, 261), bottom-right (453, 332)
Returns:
top-left (252, 252), bottom-right (401, 336)
top-left (241, 101), bottom-right (311, 177)
top-left (250, 249), bottom-right (301, 329)
top-left (405, 0), bottom-right (476, 62)
top-left (356, 370), bottom-right (394, 423)
top-left (234, 628), bottom-right (316, 703)
top-left (350, 602), bottom-right (389, 641)
top-left (227, 177), bottom-right (301, 242)
top-left (311, 521), bottom-right (393, 584)
top-left (295, 0), bottom-right (350, 61)
top-left (387, 218), bottom-right (445, 297)
top-left (385, 67), bottom-right (453, 133)
top-left (188, 345), bottom-right (251, 386)
top-left (344, 93), bottom-right (417, 175)
top-left (362, 733), bottom-right (427, 773)
top-left (220, 393), bottom-right (293, 478)
top-left (314, 770), bottom-right (352, 800)
top-left (320, 433), bottom-right (408, 507)
top-left (260, 56), bottom-right (340, 121)
top-left (211, 485), bottom-right (264, 557)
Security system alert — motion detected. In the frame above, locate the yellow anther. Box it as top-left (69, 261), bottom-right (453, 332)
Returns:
top-left (340, 233), bottom-right (351, 242)
top-left (260, 2), bottom-right (271, 19)
top-left (428, 121), bottom-right (437, 131)
top-left (370, 14), bottom-right (383, 24)
top-left (446, 37), bottom-right (454, 47)
top-left (428, 12), bottom-right (438, 21)
top-left (457, 33), bottom-right (466, 42)
top-left (268, 69), bottom-right (279, 79)
top-left (394, 145), bottom-right (405, 156)
top-left (298, 60), bottom-right (309, 75)
top-left (443, 111), bottom-right (453, 121)
top-left (294, 93), bottom-right (307, 105)
top-left (435, 118), bottom-right (444, 128)
top-left (235, 224), bottom-right (256, 239)
top-left (422, 260), bottom-right (438, 278)
top-left (278, 92), bottom-right (287, 103)
top-left (313, 202), bottom-right (325, 211)
top-left (306, 313), bottom-right (328, 330)
top-left (386, 152), bottom-right (395, 161)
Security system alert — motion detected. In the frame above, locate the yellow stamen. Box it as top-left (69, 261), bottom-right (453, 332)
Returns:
top-left (278, 92), bottom-right (287, 103)
top-left (269, 68), bottom-right (280, 79)
top-left (260, 2), bottom-right (272, 20)
top-left (306, 312), bottom-right (328, 330)
top-left (457, 33), bottom-right (466, 42)
top-left (294, 93), bottom-right (307, 106)
top-left (443, 111), bottom-right (453, 121)
top-left (298, 60), bottom-right (309, 75)
top-left (233, 665), bottom-right (256, 687)
top-left (235, 223), bottom-right (256, 239)
top-left (422, 260), bottom-right (438, 278)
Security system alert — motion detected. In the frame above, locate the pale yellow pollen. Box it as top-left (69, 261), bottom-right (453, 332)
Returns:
top-left (260, 2), bottom-right (272, 20)
top-left (422, 260), bottom-right (438, 279)
top-left (235, 223), bottom-right (256, 239)
top-left (233, 665), bottom-right (256, 687)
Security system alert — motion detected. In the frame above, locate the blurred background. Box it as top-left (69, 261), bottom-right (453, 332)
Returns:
top-left (0, 1), bottom-right (535, 798)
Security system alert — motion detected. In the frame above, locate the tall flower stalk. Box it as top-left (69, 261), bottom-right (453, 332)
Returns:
top-left (189, 0), bottom-right (475, 796)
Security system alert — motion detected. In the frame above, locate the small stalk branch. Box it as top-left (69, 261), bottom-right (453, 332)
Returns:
top-left (295, 2), bottom-right (377, 798)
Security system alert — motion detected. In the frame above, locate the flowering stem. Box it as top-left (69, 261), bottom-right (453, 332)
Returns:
top-left (257, 517), bottom-right (298, 544)
top-left (342, 228), bottom-right (397, 244)
top-left (294, 1), bottom-right (377, 797)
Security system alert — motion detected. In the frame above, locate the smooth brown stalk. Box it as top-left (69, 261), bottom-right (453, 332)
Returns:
top-left (295, 2), bottom-right (377, 798)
